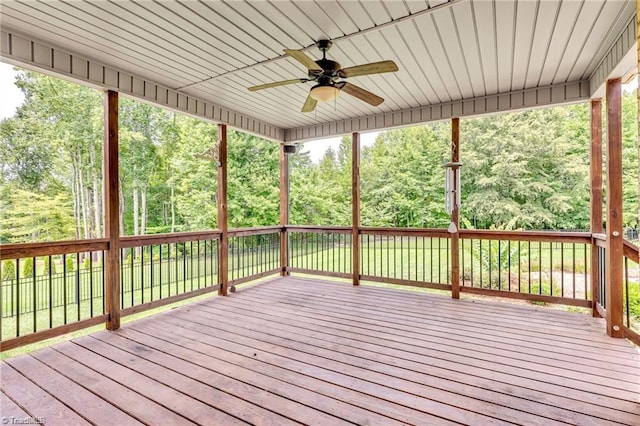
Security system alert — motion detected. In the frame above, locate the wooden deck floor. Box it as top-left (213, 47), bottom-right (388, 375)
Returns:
top-left (2, 276), bottom-right (639, 425)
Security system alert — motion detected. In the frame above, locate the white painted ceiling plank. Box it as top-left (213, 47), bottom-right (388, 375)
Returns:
top-left (68, 1), bottom-right (240, 75)
top-left (575, 0), bottom-right (634, 80)
top-left (415, 13), bottom-right (461, 100)
top-left (0, 6), bottom-right (198, 87)
top-left (293, 1), bottom-right (346, 39)
top-left (553, 0), bottom-right (603, 84)
top-left (510, 0), bottom-right (538, 91)
top-left (46, 1), bottom-right (226, 82)
top-left (452, 1), bottom-right (486, 97)
top-left (269, 1), bottom-right (332, 42)
top-left (144, 1), bottom-right (265, 65)
top-left (360, 0), bottom-right (392, 25)
top-left (406, 0), bottom-right (431, 15)
top-left (494, 0), bottom-right (516, 93)
top-left (523, 0), bottom-right (560, 89)
top-left (337, 1), bottom-right (374, 30)
top-left (538, 0), bottom-right (584, 86)
top-left (329, 37), bottom-right (406, 112)
top-left (393, 23), bottom-right (441, 105)
top-left (381, 0), bottom-right (411, 20)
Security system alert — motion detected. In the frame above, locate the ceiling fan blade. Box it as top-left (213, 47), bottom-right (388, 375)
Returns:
top-left (284, 49), bottom-right (323, 72)
top-left (248, 79), bottom-right (306, 91)
top-left (340, 83), bottom-right (384, 106)
top-left (301, 94), bottom-right (317, 113)
top-left (338, 60), bottom-right (399, 78)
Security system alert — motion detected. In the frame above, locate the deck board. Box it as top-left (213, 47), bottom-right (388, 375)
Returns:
top-left (2, 276), bottom-right (639, 425)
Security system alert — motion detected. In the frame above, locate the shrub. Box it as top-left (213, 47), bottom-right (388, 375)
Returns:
top-left (22, 257), bottom-right (34, 277)
top-left (65, 256), bottom-right (75, 272)
top-left (44, 256), bottom-right (57, 274)
top-left (2, 260), bottom-right (16, 281)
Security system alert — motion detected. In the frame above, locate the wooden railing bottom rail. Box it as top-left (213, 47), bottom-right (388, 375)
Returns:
top-left (229, 268), bottom-right (281, 287)
top-left (286, 267), bottom-right (351, 279)
top-left (460, 286), bottom-right (592, 308)
top-left (360, 275), bottom-right (452, 291)
top-left (623, 326), bottom-right (640, 346)
top-left (120, 285), bottom-right (222, 318)
top-left (0, 314), bottom-right (109, 352)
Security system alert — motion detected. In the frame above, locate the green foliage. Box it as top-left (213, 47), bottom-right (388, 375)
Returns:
top-left (2, 260), bottom-right (16, 281)
top-left (44, 256), bottom-right (57, 274)
top-left (65, 256), bottom-right (75, 272)
top-left (470, 236), bottom-right (523, 274)
top-left (22, 257), bottom-right (34, 277)
top-left (2, 69), bottom-right (640, 241)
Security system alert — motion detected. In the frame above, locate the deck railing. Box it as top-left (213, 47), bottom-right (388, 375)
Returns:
top-left (359, 228), bottom-right (451, 290)
top-left (119, 231), bottom-right (221, 317)
top-left (458, 230), bottom-right (592, 307)
top-left (2, 226), bottom-right (639, 350)
top-left (1, 239), bottom-right (109, 349)
top-left (287, 226), bottom-right (352, 278)
top-left (228, 226), bottom-right (281, 286)
top-left (593, 234), bottom-right (640, 344)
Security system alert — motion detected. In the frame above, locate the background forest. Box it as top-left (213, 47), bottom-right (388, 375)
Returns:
top-left (1, 70), bottom-right (639, 244)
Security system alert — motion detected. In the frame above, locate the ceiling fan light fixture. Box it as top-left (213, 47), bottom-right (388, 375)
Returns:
top-left (310, 84), bottom-right (340, 103)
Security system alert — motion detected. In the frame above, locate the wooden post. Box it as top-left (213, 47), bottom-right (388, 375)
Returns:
top-left (605, 78), bottom-right (624, 338)
top-left (280, 144), bottom-right (289, 276)
top-left (217, 124), bottom-right (229, 296)
top-left (103, 90), bottom-right (120, 330)
top-left (352, 132), bottom-right (360, 286)
top-left (590, 98), bottom-right (603, 318)
top-left (451, 118), bottom-right (460, 299)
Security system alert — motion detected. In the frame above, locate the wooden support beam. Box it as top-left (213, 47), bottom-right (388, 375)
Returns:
top-left (451, 117), bottom-right (460, 299)
top-left (280, 144), bottom-right (289, 276)
top-left (217, 124), bottom-right (229, 296)
top-left (103, 90), bottom-right (120, 330)
top-left (590, 98), bottom-right (603, 318)
top-left (352, 132), bottom-right (361, 286)
top-left (605, 78), bottom-right (624, 338)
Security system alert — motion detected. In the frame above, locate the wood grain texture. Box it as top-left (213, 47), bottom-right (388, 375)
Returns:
top-left (2, 276), bottom-right (638, 425)
top-left (280, 144), bottom-right (289, 276)
top-left (605, 78), bottom-right (624, 338)
top-left (217, 124), bottom-right (228, 296)
top-left (590, 98), bottom-right (604, 318)
top-left (0, 315), bottom-right (108, 352)
top-left (352, 132), bottom-right (360, 286)
top-left (451, 117), bottom-right (460, 299)
top-left (104, 90), bottom-right (120, 331)
top-left (0, 239), bottom-right (108, 260)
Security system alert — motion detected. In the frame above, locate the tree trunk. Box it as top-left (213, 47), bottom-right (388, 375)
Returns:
top-left (171, 184), bottom-right (176, 233)
top-left (71, 163), bottom-right (80, 239)
top-left (141, 185), bottom-right (147, 235)
top-left (119, 178), bottom-right (125, 237)
top-left (77, 147), bottom-right (90, 240)
top-left (133, 183), bottom-right (139, 236)
top-left (90, 141), bottom-right (102, 238)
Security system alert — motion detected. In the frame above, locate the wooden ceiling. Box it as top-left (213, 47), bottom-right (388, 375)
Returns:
top-left (0, 0), bottom-right (636, 141)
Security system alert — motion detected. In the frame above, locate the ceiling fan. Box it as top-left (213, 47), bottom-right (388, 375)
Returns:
top-left (248, 39), bottom-right (399, 113)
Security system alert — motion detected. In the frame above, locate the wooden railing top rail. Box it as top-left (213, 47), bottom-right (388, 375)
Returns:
top-left (460, 229), bottom-right (592, 243)
top-left (286, 225), bottom-right (352, 234)
top-left (228, 225), bottom-right (282, 237)
top-left (359, 227), bottom-right (451, 238)
top-left (623, 240), bottom-right (639, 263)
top-left (120, 230), bottom-right (222, 248)
top-left (0, 238), bottom-right (109, 260)
top-left (593, 233), bottom-right (606, 241)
